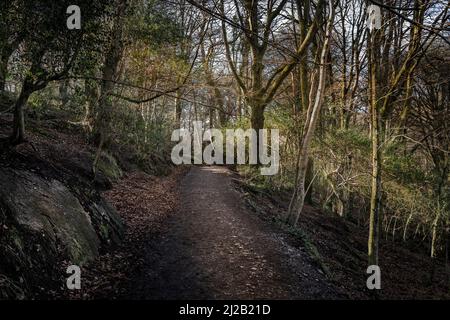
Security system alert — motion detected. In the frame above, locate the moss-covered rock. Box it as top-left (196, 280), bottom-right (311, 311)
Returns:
top-left (97, 152), bottom-right (123, 183)
top-left (0, 167), bottom-right (124, 299)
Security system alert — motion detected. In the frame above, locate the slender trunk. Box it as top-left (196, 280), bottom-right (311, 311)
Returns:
top-left (431, 209), bottom-right (441, 259)
top-left (300, 62), bottom-right (309, 114)
top-left (368, 27), bottom-right (382, 267)
top-left (429, 206), bottom-right (442, 284)
top-left (175, 90), bottom-right (183, 127)
top-left (368, 102), bottom-right (382, 266)
top-left (286, 1), bottom-right (335, 226)
top-left (299, 0), bottom-right (310, 115)
top-left (209, 93), bottom-right (215, 128)
top-left (346, 155), bottom-right (355, 218)
top-left (59, 79), bottom-right (70, 108)
top-left (84, 78), bottom-right (99, 131)
top-left (291, 71), bottom-right (300, 114)
top-left (287, 154), bottom-right (308, 225)
top-left (0, 54), bottom-right (8, 92)
top-left (239, 38), bottom-right (250, 119)
top-left (305, 157), bottom-right (314, 204)
top-left (399, 71), bottom-right (414, 127)
top-left (340, 25), bottom-right (348, 130)
top-left (430, 191), bottom-right (445, 260)
top-left (216, 90), bottom-right (226, 126)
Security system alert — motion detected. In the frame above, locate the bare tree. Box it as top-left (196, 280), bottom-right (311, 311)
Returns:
top-left (286, 0), bottom-right (337, 225)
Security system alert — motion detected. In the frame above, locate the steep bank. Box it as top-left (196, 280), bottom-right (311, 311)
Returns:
top-left (237, 178), bottom-right (450, 299)
top-left (0, 115), bottom-right (124, 299)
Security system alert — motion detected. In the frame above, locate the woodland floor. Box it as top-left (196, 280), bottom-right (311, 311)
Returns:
top-left (80, 163), bottom-right (450, 300)
top-left (122, 166), bottom-right (341, 299)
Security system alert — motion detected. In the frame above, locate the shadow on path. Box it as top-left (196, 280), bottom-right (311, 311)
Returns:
top-left (127, 166), bottom-right (340, 300)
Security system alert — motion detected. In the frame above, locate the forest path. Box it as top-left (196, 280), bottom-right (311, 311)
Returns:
top-left (127, 166), bottom-right (339, 299)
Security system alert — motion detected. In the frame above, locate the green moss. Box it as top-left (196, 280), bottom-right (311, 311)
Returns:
top-left (97, 152), bottom-right (123, 182)
top-left (10, 229), bottom-right (24, 253)
top-left (99, 223), bottom-right (110, 240)
top-left (67, 239), bottom-right (89, 265)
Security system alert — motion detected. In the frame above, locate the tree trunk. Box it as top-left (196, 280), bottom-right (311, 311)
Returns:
top-left (59, 79), bottom-right (70, 108)
top-left (0, 54), bottom-right (8, 92)
top-left (175, 90), bottom-right (183, 127)
top-left (286, 1), bottom-right (335, 226)
top-left (92, 0), bottom-right (126, 146)
top-left (249, 97), bottom-right (266, 164)
top-left (216, 89), bottom-right (227, 126)
top-left (368, 101), bottom-right (382, 266)
top-left (10, 88), bottom-right (32, 145)
top-left (250, 100), bottom-right (265, 131)
top-left (431, 209), bottom-right (441, 259)
top-left (298, 0), bottom-right (311, 115)
top-left (305, 157), bottom-right (314, 204)
top-left (368, 25), bottom-right (382, 267)
top-left (84, 78), bottom-right (99, 132)
top-left (429, 207), bottom-right (442, 284)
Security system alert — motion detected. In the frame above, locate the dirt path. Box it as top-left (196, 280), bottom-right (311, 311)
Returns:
top-left (127, 166), bottom-right (340, 300)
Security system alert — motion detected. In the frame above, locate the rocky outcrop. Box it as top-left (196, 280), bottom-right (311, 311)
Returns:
top-left (0, 164), bottom-right (124, 299)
